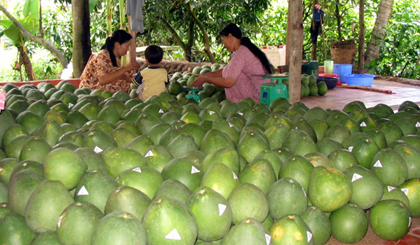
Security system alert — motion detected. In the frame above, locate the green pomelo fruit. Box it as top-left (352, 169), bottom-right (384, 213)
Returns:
top-left (339, 118), bottom-right (361, 134)
top-left (66, 110), bottom-right (89, 128)
top-left (200, 129), bottom-right (235, 155)
top-left (188, 186), bottom-right (233, 241)
top-left (74, 147), bottom-right (107, 173)
top-left (102, 147), bottom-right (146, 179)
top-left (228, 183), bottom-right (269, 223)
top-left (308, 166), bottom-right (352, 212)
top-left (239, 158), bottom-right (277, 195)
top-left (5, 131), bottom-right (30, 159)
top-left (0, 182), bottom-right (7, 203)
top-left (324, 124), bottom-right (350, 143)
top-left (143, 145), bottom-right (174, 172)
top-left (220, 102), bottom-right (239, 119)
top-left (159, 127), bottom-right (189, 148)
top-left (116, 166), bottom-right (163, 199)
top-left (303, 107), bottom-right (329, 123)
top-left (8, 169), bottom-right (44, 216)
top-left (57, 201), bottom-right (103, 245)
top-left (399, 179), bottom-right (420, 217)
top-left (220, 218), bottom-right (270, 245)
top-left (27, 100), bottom-right (50, 117)
top-left (136, 113), bottom-right (164, 135)
top-left (161, 111), bottom-right (182, 124)
top-left (283, 128), bottom-right (311, 151)
top-left (83, 129), bottom-right (117, 152)
top-left (293, 118), bottom-right (317, 143)
top-left (91, 211), bottom-right (146, 245)
top-left (264, 123), bottom-right (289, 150)
top-left (309, 119), bottom-right (329, 142)
top-left (211, 119), bottom-right (239, 145)
top-left (78, 102), bottom-right (101, 121)
top-left (381, 186), bottom-right (410, 209)
top-left (305, 152), bottom-right (333, 168)
top-left (269, 214), bottom-right (314, 245)
top-left (0, 158), bottom-right (20, 185)
top-left (142, 197), bottom-right (198, 245)
top-left (364, 128), bottom-right (387, 149)
top-left (161, 158), bottom-right (203, 192)
top-left (87, 121), bottom-right (114, 135)
top-left (279, 155), bottom-right (314, 193)
top-left (393, 143), bottom-right (420, 179)
top-left (167, 134), bottom-right (198, 158)
top-left (345, 165), bottom-right (384, 209)
top-left (125, 135), bottom-right (154, 156)
top-left (201, 163), bottom-right (239, 199)
top-left (25, 180), bottom-right (74, 232)
top-left (329, 203), bottom-right (368, 243)
top-left (316, 138), bottom-right (343, 156)
top-left (326, 110), bottom-right (349, 128)
top-left (153, 179), bottom-right (192, 205)
top-left (254, 149), bottom-right (283, 177)
top-left (237, 131), bottom-right (270, 163)
top-left (201, 147), bottom-right (240, 175)
top-left (399, 135), bottom-right (420, 149)
top-left (112, 127), bottom-right (138, 147)
top-left (58, 131), bottom-right (84, 147)
top-left (264, 113), bottom-right (292, 130)
top-left (2, 123), bottom-right (27, 147)
top-left (370, 148), bottom-right (408, 187)
top-left (181, 123), bottom-right (207, 147)
top-left (15, 111), bottom-right (44, 135)
top-left (301, 206), bottom-right (332, 245)
top-left (350, 138), bottom-right (379, 168)
top-left (369, 200), bottom-right (411, 241)
top-left (105, 185), bottom-right (151, 220)
top-left (44, 148), bottom-right (87, 190)
top-left (74, 170), bottom-right (119, 212)
top-left (0, 212), bottom-right (36, 245)
top-left (398, 100), bottom-right (420, 111)
top-left (20, 136), bottom-right (51, 163)
top-left (267, 177), bottom-right (307, 220)
top-left (378, 121), bottom-right (404, 146)
top-left (31, 231), bottom-right (61, 245)
top-left (370, 103), bottom-right (394, 118)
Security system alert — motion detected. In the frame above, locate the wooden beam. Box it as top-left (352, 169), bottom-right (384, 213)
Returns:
top-left (286, 0), bottom-right (304, 104)
top-left (127, 15), bottom-right (137, 63)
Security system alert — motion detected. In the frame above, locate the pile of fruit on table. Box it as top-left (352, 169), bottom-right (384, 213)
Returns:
top-left (0, 80), bottom-right (419, 245)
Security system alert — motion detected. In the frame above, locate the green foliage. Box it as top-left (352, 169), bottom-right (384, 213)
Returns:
top-left (366, 0), bottom-right (420, 79)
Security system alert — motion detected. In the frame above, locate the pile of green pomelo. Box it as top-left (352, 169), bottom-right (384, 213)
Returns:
top-left (0, 77), bottom-right (419, 245)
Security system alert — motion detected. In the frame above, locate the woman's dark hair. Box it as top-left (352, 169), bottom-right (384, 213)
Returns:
top-left (101, 30), bottom-right (133, 67)
top-left (220, 23), bottom-right (273, 74)
top-left (145, 45), bottom-right (164, 64)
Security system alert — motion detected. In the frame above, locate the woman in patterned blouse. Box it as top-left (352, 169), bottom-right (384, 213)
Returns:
top-left (192, 23), bottom-right (273, 103)
top-left (79, 30), bottom-right (140, 93)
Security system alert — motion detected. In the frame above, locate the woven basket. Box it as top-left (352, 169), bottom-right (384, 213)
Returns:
top-left (331, 48), bottom-right (357, 65)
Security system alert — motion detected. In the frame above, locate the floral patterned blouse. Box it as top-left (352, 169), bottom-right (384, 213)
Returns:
top-left (79, 49), bottom-right (133, 93)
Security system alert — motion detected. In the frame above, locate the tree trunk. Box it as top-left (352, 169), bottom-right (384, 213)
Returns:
top-left (365, 0), bottom-right (394, 65)
top-left (335, 0), bottom-right (342, 39)
top-left (358, 0), bottom-right (365, 73)
top-left (72, 0), bottom-right (91, 78)
top-left (161, 18), bottom-right (193, 62)
top-left (287, 0), bottom-right (304, 104)
top-left (17, 45), bottom-right (36, 81)
top-left (311, 0), bottom-right (319, 61)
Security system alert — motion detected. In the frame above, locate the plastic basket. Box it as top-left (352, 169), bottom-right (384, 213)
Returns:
top-left (344, 74), bottom-right (375, 87)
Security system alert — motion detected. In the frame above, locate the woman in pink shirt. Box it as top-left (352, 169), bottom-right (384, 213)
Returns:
top-left (192, 23), bottom-right (273, 103)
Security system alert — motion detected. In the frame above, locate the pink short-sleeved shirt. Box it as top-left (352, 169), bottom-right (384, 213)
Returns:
top-left (222, 45), bottom-right (268, 103)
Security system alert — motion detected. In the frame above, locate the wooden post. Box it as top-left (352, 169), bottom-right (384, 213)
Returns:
top-left (358, 0), bottom-right (365, 73)
top-left (127, 15), bottom-right (137, 63)
top-left (286, 0), bottom-right (304, 104)
top-left (72, 0), bottom-right (91, 78)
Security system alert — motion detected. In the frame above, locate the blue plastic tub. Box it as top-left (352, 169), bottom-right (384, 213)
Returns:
top-left (333, 64), bottom-right (353, 83)
top-left (344, 74), bottom-right (375, 87)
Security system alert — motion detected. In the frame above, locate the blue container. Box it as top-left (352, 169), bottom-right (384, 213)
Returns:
top-left (344, 74), bottom-right (375, 87)
top-left (333, 64), bottom-right (353, 83)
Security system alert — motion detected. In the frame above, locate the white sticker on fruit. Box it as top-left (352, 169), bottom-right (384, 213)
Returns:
top-left (94, 146), bottom-right (103, 153)
top-left (57, 215), bottom-right (63, 228)
top-left (360, 121), bottom-right (367, 127)
top-left (238, 112), bottom-right (243, 116)
top-left (218, 204), bottom-right (227, 216)
top-left (159, 109), bottom-right (164, 114)
top-left (232, 172), bottom-right (238, 179)
top-left (209, 111), bottom-right (215, 115)
top-left (348, 146), bottom-right (353, 152)
top-left (132, 167), bottom-right (142, 173)
top-left (165, 228), bottom-right (181, 240)
top-left (307, 231), bottom-right (313, 242)
top-left (145, 150), bottom-right (154, 157)
top-left (191, 166), bottom-right (200, 174)
top-left (387, 186), bottom-right (397, 192)
top-left (351, 173), bottom-right (363, 182)
top-left (401, 188), bottom-right (409, 196)
top-left (265, 234), bottom-right (272, 245)
top-left (68, 103), bottom-right (74, 108)
top-left (229, 123), bottom-right (234, 128)
top-left (77, 186), bottom-right (89, 196)
top-left (373, 160), bottom-right (383, 168)
top-left (416, 122), bottom-right (420, 128)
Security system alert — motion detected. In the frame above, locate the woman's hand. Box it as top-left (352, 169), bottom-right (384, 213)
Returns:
top-left (124, 61), bottom-right (141, 72)
top-left (191, 75), bottom-right (208, 87)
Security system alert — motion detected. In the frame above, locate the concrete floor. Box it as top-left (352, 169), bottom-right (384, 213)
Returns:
top-left (300, 79), bottom-right (420, 111)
